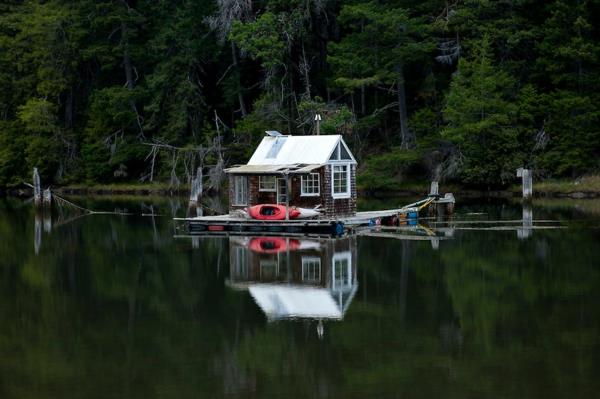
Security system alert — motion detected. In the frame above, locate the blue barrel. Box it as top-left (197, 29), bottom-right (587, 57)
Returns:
top-left (408, 211), bottom-right (418, 219)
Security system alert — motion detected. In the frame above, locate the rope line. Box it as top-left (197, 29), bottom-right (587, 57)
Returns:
top-left (53, 194), bottom-right (133, 216)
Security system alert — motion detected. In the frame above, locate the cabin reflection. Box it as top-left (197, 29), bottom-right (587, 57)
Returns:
top-left (228, 236), bottom-right (358, 321)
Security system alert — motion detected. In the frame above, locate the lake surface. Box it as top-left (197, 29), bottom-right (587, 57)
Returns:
top-left (0, 196), bottom-right (599, 398)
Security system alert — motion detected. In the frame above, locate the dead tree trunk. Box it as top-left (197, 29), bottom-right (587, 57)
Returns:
top-left (231, 42), bottom-right (247, 117)
top-left (33, 168), bottom-right (42, 207)
top-left (121, 20), bottom-right (144, 137)
top-left (396, 63), bottom-right (414, 149)
top-left (189, 167), bottom-right (203, 204)
top-left (122, 20), bottom-right (134, 90)
top-left (43, 188), bottom-right (52, 207)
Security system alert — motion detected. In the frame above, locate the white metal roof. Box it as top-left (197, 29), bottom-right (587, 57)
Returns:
top-left (248, 285), bottom-right (343, 320)
top-left (247, 135), bottom-right (356, 165)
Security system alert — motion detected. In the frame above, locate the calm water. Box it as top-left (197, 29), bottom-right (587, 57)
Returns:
top-left (0, 196), bottom-right (599, 398)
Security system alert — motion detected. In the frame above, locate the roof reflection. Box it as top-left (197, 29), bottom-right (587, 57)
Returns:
top-left (227, 236), bottom-right (358, 321)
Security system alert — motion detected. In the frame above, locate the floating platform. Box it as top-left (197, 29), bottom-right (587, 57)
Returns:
top-left (176, 207), bottom-right (423, 236)
top-left (175, 197), bottom-right (453, 236)
top-left (176, 214), bottom-right (348, 236)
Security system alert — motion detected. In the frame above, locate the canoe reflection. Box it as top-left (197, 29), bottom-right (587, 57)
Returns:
top-left (227, 236), bottom-right (358, 321)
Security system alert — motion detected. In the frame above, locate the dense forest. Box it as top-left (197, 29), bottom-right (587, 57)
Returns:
top-left (0, 0), bottom-right (599, 190)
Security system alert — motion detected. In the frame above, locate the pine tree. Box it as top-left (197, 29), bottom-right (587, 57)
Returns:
top-left (443, 36), bottom-right (522, 185)
top-left (328, 1), bottom-right (434, 148)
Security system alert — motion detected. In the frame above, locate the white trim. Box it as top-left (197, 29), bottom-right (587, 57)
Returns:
top-left (258, 175), bottom-right (277, 192)
top-left (331, 164), bottom-right (351, 199)
top-left (332, 251), bottom-right (352, 290)
top-left (325, 137), bottom-right (357, 164)
top-left (301, 173), bottom-right (320, 196)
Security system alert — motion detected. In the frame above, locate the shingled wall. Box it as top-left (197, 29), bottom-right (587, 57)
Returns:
top-left (322, 164), bottom-right (357, 218)
top-left (228, 164), bottom-right (357, 217)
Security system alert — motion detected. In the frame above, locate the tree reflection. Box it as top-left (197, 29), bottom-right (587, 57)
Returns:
top-left (0, 198), bottom-right (598, 398)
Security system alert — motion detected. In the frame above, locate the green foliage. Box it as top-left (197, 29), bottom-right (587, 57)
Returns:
top-left (358, 148), bottom-right (423, 191)
top-left (230, 12), bottom-right (286, 71)
top-left (332, 2), bottom-right (433, 83)
top-left (0, 122), bottom-right (26, 186)
top-left (17, 98), bottom-right (58, 135)
top-left (442, 36), bottom-right (522, 185)
top-left (539, 92), bottom-right (600, 175)
top-left (0, 0), bottom-right (598, 188)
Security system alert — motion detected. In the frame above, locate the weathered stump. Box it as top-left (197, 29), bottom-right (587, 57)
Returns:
top-left (516, 168), bottom-right (533, 200)
top-left (33, 168), bottom-right (42, 207)
top-left (43, 188), bottom-right (52, 207)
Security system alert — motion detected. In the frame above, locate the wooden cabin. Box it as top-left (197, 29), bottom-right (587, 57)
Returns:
top-left (225, 132), bottom-right (357, 218)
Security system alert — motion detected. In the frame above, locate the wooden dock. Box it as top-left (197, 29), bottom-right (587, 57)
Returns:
top-left (175, 206), bottom-right (425, 236)
top-left (174, 196), bottom-right (455, 236)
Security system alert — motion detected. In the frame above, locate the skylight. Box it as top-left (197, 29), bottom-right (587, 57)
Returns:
top-left (266, 136), bottom-right (287, 158)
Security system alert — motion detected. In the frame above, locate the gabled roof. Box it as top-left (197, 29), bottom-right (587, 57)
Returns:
top-left (247, 134), bottom-right (356, 166)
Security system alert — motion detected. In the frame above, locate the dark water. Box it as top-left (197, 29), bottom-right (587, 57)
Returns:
top-left (0, 196), bottom-right (599, 398)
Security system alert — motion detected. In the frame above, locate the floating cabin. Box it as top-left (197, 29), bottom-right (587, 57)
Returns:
top-left (225, 132), bottom-right (357, 218)
top-left (178, 131), bottom-right (455, 235)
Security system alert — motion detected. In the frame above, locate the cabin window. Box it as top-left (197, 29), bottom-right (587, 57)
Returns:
top-left (233, 176), bottom-right (248, 205)
top-left (332, 252), bottom-right (352, 290)
top-left (329, 142), bottom-right (353, 161)
top-left (301, 173), bottom-right (320, 196)
top-left (332, 164), bottom-right (350, 198)
top-left (259, 176), bottom-right (276, 192)
top-left (301, 257), bottom-right (321, 282)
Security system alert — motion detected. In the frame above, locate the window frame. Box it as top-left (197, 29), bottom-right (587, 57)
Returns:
top-left (301, 173), bottom-right (320, 197)
top-left (301, 256), bottom-right (321, 282)
top-left (232, 176), bottom-right (248, 206)
top-left (258, 175), bottom-right (277, 192)
top-left (331, 164), bottom-right (351, 199)
top-left (332, 251), bottom-right (352, 290)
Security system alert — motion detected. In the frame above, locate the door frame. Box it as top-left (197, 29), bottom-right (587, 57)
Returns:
top-left (276, 178), bottom-right (288, 205)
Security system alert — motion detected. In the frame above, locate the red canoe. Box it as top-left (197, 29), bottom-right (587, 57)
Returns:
top-left (248, 204), bottom-right (301, 220)
top-left (248, 237), bottom-right (301, 254)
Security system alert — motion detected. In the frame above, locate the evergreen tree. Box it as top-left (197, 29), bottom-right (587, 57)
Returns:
top-left (443, 36), bottom-right (522, 185)
top-left (329, 1), bottom-right (434, 148)
top-left (0, 0), bottom-right (598, 188)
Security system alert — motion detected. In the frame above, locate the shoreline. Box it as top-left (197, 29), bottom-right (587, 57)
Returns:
top-left (1, 184), bottom-right (599, 200)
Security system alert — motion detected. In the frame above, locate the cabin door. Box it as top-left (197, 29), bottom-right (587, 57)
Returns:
top-left (276, 178), bottom-right (288, 205)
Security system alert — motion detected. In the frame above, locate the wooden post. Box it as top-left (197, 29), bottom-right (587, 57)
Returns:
top-left (285, 173), bottom-right (290, 220)
top-left (315, 114), bottom-right (322, 135)
top-left (444, 193), bottom-right (455, 214)
top-left (245, 175), bottom-right (250, 209)
top-left (518, 202), bottom-right (533, 239)
top-left (429, 181), bottom-right (439, 197)
top-left (517, 168), bottom-right (533, 200)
